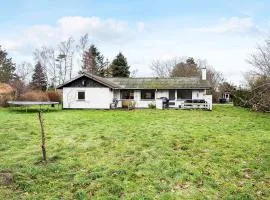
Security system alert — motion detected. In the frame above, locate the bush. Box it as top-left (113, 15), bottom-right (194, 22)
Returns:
top-left (46, 91), bottom-right (62, 102)
top-left (0, 93), bottom-right (14, 107)
top-left (19, 91), bottom-right (49, 101)
top-left (148, 102), bottom-right (156, 109)
top-left (0, 83), bottom-right (14, 107)
top-left (232, 89), bottom-right (252, 108)
top-left (122, 100), bottom-right (136, 109)
top-left (232, 77), bottom-right (270, 112)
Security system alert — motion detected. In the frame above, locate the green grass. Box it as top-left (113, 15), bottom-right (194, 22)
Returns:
top-left (0, 105), bottom-right (269, 199)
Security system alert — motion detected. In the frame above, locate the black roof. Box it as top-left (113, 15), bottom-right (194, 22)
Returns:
top-left (57, 73), bottom-right (120, 89)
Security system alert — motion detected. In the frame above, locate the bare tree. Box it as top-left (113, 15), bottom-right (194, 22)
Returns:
top-left (12, 61), bottom-right (33, 98)
top-left (150, 58), bottom-right (180, 77)
top-left (150, 57), bottom-right (202, 77)
top-left (247, 39), bottom-right (270, 76)
top-left (243, 38), bottom-right (270, 112)
top-left (16, 61), bottom-right (33, 83)
top-left (58, 37), bottom-right (75, 83)
top-left (34, 46), bottom-right (58, 87)
top-left (232, 38), bottom-right (270, 112)
top-left (130, 69), bottom-right (139, 78)
top-left (76, 33), bottom-right (89, 68)
top-left (33, 37), bottom-right (75, 86)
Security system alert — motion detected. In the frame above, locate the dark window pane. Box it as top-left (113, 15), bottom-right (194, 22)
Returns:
top-left (169, 90), bottom-right (175, 100)
top-left (78, 91), bottom-right (85, 100)
top-left (141, 90), bottom-right (155, 100)
top-left (177, 90), bottom-right (192, 99)
top-left (120, 90), bottom-right (134, 99)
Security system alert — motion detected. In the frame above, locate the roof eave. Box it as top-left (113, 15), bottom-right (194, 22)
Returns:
top-left (56, 73), bottom-right (121, 89)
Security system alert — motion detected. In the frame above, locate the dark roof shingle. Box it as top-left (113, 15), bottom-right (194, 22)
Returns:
top-left (57, 73), bottom-right (211, 89)
top-left (107, 77), bottom-right (211, 89)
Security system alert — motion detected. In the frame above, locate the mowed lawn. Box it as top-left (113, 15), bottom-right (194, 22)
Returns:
top-left (0, 105), bottom-right (269, 199)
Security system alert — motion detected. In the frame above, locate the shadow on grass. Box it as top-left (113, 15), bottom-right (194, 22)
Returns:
top-left (7, 107), bottom-right (62, 114)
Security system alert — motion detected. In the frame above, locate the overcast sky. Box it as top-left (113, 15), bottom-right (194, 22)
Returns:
top-left (1, 0), bottom-right (270, 84)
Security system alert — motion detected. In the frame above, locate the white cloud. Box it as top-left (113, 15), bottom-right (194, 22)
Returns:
top-left (57, 16), bottom-right (130, 42)
top-left (1, 40), bottom-right (24, 52)
top-left (194, 17), bottom-right (261, 34)
top-left (0, 16), bottom-right (134, 53)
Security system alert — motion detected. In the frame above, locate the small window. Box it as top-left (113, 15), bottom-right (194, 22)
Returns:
top-left (141, 90), bottom-right (155, 100)
top-left (78, 91), bottom-right (85, 100)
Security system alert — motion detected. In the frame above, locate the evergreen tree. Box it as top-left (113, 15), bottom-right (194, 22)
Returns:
top-left (110, 52), bottom-right (130, 77)
top-left (81, 44), bottom-right (107, 76)
top-left (0, 46), bottom-right (16, 83)
top-left (31, 62), bottom-right (47, 91)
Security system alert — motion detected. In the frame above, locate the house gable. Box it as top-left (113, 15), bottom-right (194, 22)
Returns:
top-left (57, 73), bottom-right (120, 89)
top-left (62, 76), bottom-right (107, 88)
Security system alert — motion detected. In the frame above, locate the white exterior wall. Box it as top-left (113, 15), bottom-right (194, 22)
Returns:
top-left (156, 90), bottom-right (169, 99)
top-left (134, 90), bottom-right (153, 108)
top-left (63, 87), bottom-right (113, 109)
top-left (192, 90), bottom-right (206, 99)
top-left (203, 95), bottom-right (213, 110)
top-left (62, 88), bottom-right (211, 109)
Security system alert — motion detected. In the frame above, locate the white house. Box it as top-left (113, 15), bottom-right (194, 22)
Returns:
top-left (57, 69), bottom-right (212, 110)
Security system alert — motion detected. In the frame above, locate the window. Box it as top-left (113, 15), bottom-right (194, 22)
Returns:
top-left (169, 90), bottom-right (175, 100)
top-left (141, 90), bottom-right (155, 100)
top-left (78, 91), bottom-right (85, 100)
top-left (177, 89), bottom-right (192, 99)
top-left (120, 90), bottom-right (134, 99)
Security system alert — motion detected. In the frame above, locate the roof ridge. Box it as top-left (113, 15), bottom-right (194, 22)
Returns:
top-left (106, 76), bottom-right (200, 79)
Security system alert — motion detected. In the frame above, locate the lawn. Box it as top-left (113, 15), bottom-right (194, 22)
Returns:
top-left (0, 105), bottom-right (269, 199)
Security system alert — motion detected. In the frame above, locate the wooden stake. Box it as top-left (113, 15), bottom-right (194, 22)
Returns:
top-left (38, 111), bottom-right (47, 162)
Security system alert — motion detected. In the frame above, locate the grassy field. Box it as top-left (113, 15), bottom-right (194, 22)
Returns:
top-left (0, 105), bottom-right (269, 199)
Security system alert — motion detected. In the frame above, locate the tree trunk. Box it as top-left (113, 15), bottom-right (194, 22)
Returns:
top-left (38, 111), bottom-right (47, 162)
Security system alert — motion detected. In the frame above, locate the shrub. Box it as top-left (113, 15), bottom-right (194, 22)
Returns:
top-left (232, 77), bottom-right (270, 112)
top-left (232, 89), bottom-right (252, 108)
top-left (148, 102), bottom-right (156, 109)
top-left (122, 100), bottom-right (136, 109)
top-left (0, 83), bottom-right (14, 107)
top-left (0, 93), bottom-right (14, 107)
top-left (46, 91), bottom-right (62, 102)
top-left (19, 91), bottom-right (49, 101)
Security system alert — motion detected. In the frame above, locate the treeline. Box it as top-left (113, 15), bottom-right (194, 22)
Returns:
top-left (0, 34), bottom-right (131, 98)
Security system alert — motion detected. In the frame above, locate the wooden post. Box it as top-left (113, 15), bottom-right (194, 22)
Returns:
top-left (38, 111), bottom-right (47, 162)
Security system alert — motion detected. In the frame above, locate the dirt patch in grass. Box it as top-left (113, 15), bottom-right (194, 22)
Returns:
top-left (0, 171), bottom-right (13, 186)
